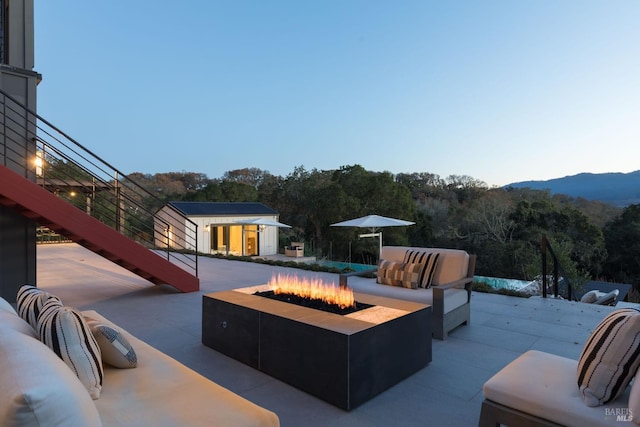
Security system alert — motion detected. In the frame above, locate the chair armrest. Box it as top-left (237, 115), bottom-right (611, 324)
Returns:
top-left (339, 268), bottom-right (378, 288)
top-left (432, 277), bottom-right (473, 317)
top-left (433, 254), bottom-right (475, 294)
top-left (433, 278), bottom-right (472, 290)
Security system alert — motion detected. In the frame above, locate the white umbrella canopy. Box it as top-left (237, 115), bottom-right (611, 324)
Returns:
top-left (330, 215), bottom-right (415, 257)
top-left (234, 218), bottom-right (291, 228)
top-left (330, 214), bottom-right (414, 231)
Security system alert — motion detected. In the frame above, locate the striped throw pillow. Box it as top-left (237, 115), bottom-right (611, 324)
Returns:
top-left (377, 260), bottom-right (406, 287)
top-left (577, 308), bottom-right (640, 406)
top-left (400, 263), bottom-right (423, 289)
top-left (403, 251), bottom-right (440, 288)
top-left (85, 317), bottom-right (138, 369)
top-left (16, 284), bottom-right (61, 330)
top-left (37, 298), bottom-right (103, 399)
top-left (377, 260), bottom-right (422, 289)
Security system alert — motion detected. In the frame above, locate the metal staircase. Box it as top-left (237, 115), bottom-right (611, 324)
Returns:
top-left (0, 89), bottom-right (199, 292)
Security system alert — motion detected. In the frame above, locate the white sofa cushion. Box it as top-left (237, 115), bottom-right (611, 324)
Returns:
top-left (577, 308), bottom-right (640, 406)
top-left (0, 295), bottom-right (15, 313)
top-left (0, 301), bottom-right (102, 426)
top-left (484, 350), bottom-right (631, 426)
top-left (348, 276), bottom-right (468, 314)
top-left (37, 298), bottom-right (104, 399)
top-left (0, 297), bottom-right (39, 338)
top-left (627, 370), bottom-right (640, 425)
top-left (82, 310), bottom-right (281, 426)
top-left (581, 290), bottom-right (601, 303)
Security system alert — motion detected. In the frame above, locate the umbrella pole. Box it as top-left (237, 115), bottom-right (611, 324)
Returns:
top-left (379, 231), bottom-right (382, 262)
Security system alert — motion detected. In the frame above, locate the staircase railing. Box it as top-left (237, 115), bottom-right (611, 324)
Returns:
top-left (0, 88), bottom-right (198, 278)
top-left (540, 234), bottom-right (573, 300)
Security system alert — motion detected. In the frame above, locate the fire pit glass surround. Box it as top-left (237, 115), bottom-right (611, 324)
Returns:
top-left (253, 274), bottom-right (374, 315)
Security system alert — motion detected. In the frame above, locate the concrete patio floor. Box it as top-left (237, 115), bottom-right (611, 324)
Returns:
top-left (36, 243), bottom-right (629, 427)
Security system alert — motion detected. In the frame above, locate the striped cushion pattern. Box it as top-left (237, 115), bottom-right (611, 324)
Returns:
top-left (577, 308), bottom-right (640, 406)
top-left (403, 251), bottom-right (440, 288)
top-left (16, 284), bottom-right (61, 330)
top-left (377, 260), bottom-right (422, 289)
top-left (37, 298), bottom-right (103, 399)
top-left (377, 260), bottom-right (421, 289)
top-left (400, 263), bottom-right (422, 289)
top-left (85, 317), bottom-right (138, 368)
top-left (377, 260), bottom-right (406, 287)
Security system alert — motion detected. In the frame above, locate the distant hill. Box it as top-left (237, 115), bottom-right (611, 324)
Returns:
top-left (505, 171), bottom-right (640, 207)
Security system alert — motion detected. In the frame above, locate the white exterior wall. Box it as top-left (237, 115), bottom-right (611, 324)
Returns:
top-left (155, 206), bottom-right (283, 256)
top-left (190, 216), bottom-right (211, 254)
top-left (196, 215), bottom-right (282, 256)
top-left (259, 224), bottom-right (279, 256)
top-left (154, 206), bottom-right (187, 249)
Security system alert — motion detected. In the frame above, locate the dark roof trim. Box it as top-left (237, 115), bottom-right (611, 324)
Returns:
top-left (168, 201), bottom-right (278, 216)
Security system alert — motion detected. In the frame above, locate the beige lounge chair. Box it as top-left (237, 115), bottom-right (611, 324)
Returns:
top-left (285, 242), bottom-right (304, 257)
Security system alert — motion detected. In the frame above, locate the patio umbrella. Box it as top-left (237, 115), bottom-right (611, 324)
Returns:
top-left (234, 218), bottom-right (291, 228)
top-left (330, 215), bottom-right (415, 257)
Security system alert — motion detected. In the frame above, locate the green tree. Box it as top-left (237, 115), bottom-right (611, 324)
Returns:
top-left (507, 189), bottom-right (605, 287)
top-left (223, 167), bottom-right (271, 189)
top-left (603, 204), bottom-right (640, 290)
top-left (327, 165), bottom-right (416, 261)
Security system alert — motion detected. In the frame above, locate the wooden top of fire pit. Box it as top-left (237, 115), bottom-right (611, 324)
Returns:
top-left (205, 285), bottom-right (430, 335)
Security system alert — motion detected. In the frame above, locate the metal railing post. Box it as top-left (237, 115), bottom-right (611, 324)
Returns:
top-left (541, 235), bottom-right (548, 298)
top-left (553, 257), bottom-right (559, 298)
top-left (541, 233), bottom-right (574, 300)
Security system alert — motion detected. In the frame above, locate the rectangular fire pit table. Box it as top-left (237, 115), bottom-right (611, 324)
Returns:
top-left (202, 285), bottom-right (432, 410)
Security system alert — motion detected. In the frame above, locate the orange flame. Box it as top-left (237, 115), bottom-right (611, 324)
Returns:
top-left (267, 273), bottom-right (355, 309)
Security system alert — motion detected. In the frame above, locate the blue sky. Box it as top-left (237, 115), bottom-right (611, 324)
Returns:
top-left (35, 1), bottom-right (640, 187)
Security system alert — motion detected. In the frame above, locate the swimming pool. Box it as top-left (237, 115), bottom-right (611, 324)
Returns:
top-left (316, 261), bottom-right (376, 272)
top-left (317, 262), bottom-right (533, 291)
top-left (474, 275), bottom-right (534, 291)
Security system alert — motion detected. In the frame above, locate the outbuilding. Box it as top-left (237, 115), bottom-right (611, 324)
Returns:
top-left (154, 202), bottom-right (289, 256)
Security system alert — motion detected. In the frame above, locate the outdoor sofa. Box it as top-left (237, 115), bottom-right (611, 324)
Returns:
top-left (480, 307), bottom-right (640, 427)
top-left (342, 246), bottom-right (476, 340)
top-left (0, 290), bottom-right (280, 426)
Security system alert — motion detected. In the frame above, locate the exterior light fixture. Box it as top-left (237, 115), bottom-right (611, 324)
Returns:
top-left (34, 151), bottom-right (43, 177)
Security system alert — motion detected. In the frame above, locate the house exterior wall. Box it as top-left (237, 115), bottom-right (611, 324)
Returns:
top-left (4, 0), bottom-right (35, 69)
top-left (259, 224), bottom-right (279, 256)
top-left (153, 202), bottom-right (283, 256)
top-left (189, 215), bottom-right (281, 256)
top-left (154, 206), bottom-right (189, 250)
top-left (0, 0), bottom-right (38, 302)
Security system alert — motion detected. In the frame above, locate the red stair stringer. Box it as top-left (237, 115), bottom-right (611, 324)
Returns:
top-left (0, 165), bottom-right (199, 292)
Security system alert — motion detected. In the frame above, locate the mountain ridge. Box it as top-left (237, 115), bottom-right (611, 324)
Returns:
top-left (505, 170), bottom-right (640, 207)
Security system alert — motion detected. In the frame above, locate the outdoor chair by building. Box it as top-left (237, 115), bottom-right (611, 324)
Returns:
top-left (284, 242), bottom-right (304, 257)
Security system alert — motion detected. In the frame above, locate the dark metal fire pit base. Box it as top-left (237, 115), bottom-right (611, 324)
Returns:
top-left (202, 286), bottom-right (432, 410)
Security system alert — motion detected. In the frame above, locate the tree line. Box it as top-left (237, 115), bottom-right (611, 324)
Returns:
top-left (128, 165), bottom-right (640, 292)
